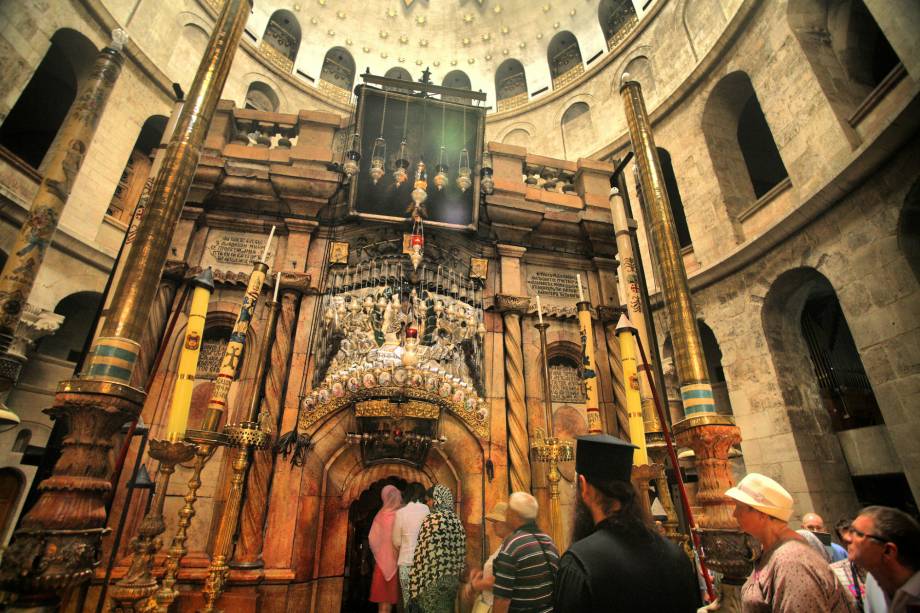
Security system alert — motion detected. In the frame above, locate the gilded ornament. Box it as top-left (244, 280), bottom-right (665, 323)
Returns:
top-left (386, 8), bottom-right (397, 18)
top-left (400, 34), bottom-right (409, 44)
top-left (542, 4), bottom-right (550, 12)
top-left (502, 48), bottom-right (509, 55)
top-left (468, 58), bottom-right (475, 64)
top-left (419, 39), bottom-right (429, 47)
top-left (451, 59), bottom-right (457, 66)
top-left (519, 42), bottom-right (526, 48)
top-left (380, 30), bottom-right (389, 39)
top-left (463, 13), bottom-right (473, 23)
top-left (501, 25), bottom-right (509, 34)
top-left (494, 5), bottom-right (502, 13)
top-left (462, 37), bottom-right (471, 46)
top-left (336, 10), bottom-right (346, 18)
top-left (416, 15), bottom-right (426, 25)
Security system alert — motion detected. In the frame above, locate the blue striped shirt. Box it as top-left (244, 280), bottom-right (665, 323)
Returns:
top-left (492, 522), bottom-right (559, 612)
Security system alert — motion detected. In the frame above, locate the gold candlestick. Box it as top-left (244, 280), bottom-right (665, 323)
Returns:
top-left (530, 319), bottom-right (574, 550)
top-left (200, 293), bottom-right (280, 613)
top-left (107, 439), bottom-right (197, 612)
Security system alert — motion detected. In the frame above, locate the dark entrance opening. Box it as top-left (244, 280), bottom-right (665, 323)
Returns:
top-left (342, 476), bottom-right (408, 613)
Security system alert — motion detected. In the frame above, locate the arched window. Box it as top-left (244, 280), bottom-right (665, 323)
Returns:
top-left (702, 72), bottom-right (788, 235)
top-left (657, 148), bottom-right (692, 248)
top-left (441, 70), bottom-right (472, 105)
top-left (548, 31), bottom-right (584, 90)
top-left (245, 82), bottom-right (280, 113)
top-left (0, 29), bottom-right (97, 170)
top-left (319, 47), bottom-right (356, 105)
top-left (561, 102), bottom-right (593, 161)
top-left (12, 430), bottom-right (31, 453)
top-left (261, 10), bottom-right (301, 72)
top-left (788, 0), bottom-right (901, 123)
top-left (383, 67), bottom-right (413, 93)
top-left (36, 291), bottom-right (103, 363)
top-left (501, 128), bottom-right (530, 148)
top-left (598, 0), bottom-right (638, 50)
top-left (495, 59), bottom-right (528, 112)
top-left (106, 115), bottom-right (166, 223)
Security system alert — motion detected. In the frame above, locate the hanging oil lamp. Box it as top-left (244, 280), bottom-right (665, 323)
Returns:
top-left (343, 131), bottom-right (361, 178)
top-left (480, 150), bottom-right (494, 194)
top-left (370, 137), bottom-right (387, 184)
top-left (393, 140), bottom-right (410, 186)
top-left (402, 324), bottom-right (419, 367)
top-left (411, 159), bottom-right (428, 207)
top-left (457, 148), bottom-right (472, 192)
top-left (409, 218), bottom-right (424, 270)
top-left (434, 146), bottom-right (449, 191)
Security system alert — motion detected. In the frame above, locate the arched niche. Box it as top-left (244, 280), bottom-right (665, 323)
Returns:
top-left (319, 47), bottom-right (356, 104)
top-left (106, 115), bottom-right (166, 223)
top-left (442, 70), bottom-right (472, 105)
top-left (0, 28), bottom-right (97, 170)
top-left (788, 0), bottom-right (901, 123)
top-left (245, 81), bottom-right (280, 112)
top-left (560, 101), bottom-right (593, 161)
top-left (495, 59), bottom-right (527, 112)
top-left (598, 0), bottom-right (638, 50)
top-left (167, 22), bottom-right (209, 87)
top-left (0, 468), bottom-right (25, 545)
top-left (547, 31), bottom-right (584, 90)
top-left (702, 71), bottom-right (788, 239)
top-left (262, 9), bottom-right (301, 71)
top-left (384, 67), bottom-right (413, 93)
top-left (657, 148), bottom-right (692, 248)
top-left (36, 291), bottom-right (103, 363)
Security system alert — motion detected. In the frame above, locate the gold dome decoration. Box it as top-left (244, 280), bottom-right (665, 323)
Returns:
top-left (327, 29), bottom-right (335, 36)
top-left (468, 58), bottom-right (475, 64)
top-left (294, 3), bottom-right (301, 10)
top-left (536, 33), bottom-right (543, 40)
top-left (416, 59), bottom-right (423, 65)
top-left (462, 37), bottom-right (471, 46)
top-left (502, 48), bottom-right (509, 55)
top-left (463, 13), bottom-right (473, 24)
top-left (386, 7), bottom-right (397, 18)
top-left (485, 53), bottom-right (492, 60)
top-left (419, 39), bottom-right (429, 47)
top-left (346, 38), bottom-right (353, 45)
top-left (501, 25), bottom-right (509, 34)
top-left (542, 3), bottom-right (550, 12)
top-left (416, 15), bottom-right (427, 25)
top-left (363, 46), bottom-right (371, 52)
top-left (336, 10), bottom-right (346, 19)
top-left (317, 0), bottom-right (326, 5)
top-left (450, 59), bottom-right (458, 66)
top-left (310, 16), bottom-right (318, 24)
top-left (519, 41), bottom-right (526, 48)
top-left (381, 51), bottom-right (389, 58)
top-left (569, 8), bottom-right (576, 16)
top-left (380, 30), bottom-right (389, 39)
top-left (399, 56), bottom-right (405, 62)
top-left (493, 5), bottom-right (502, 14)
top-left (553, 21), bottom-right (560, 28)
top-left (433, 60), bottom-right (440, 66)
top-left (482, 33), bottom-right (491, 41)
top-left (399, 34), bottom-right (409, 44)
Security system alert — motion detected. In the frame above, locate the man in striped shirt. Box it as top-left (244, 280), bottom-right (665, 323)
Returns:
top-left (492, 492), bottom-right (559, 613)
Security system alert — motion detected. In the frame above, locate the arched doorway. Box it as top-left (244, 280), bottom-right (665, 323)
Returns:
top-left (342, 476), bottom-right (411, 612)
top-left (0, 468), bottom-right (25, 543)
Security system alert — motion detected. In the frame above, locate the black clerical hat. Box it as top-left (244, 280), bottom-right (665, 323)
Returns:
top-left (575, 434), bottom-right (637, 483)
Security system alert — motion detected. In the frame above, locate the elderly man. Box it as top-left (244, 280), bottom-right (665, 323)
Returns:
top-left (849, 505), bottom-right (920, 613)
top-left (491, 492), bottom-right (559, 613)
top-left (803, 512), bottom-right (849, 562)
top-left (554, 434), bottom-right (699, 612)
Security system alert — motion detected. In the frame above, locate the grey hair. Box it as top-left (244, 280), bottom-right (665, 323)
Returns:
top-left (859, 506), bottom-right (920, 570)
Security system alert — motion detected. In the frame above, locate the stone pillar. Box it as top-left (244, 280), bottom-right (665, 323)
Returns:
top-left (597, 305), bottom-right (629, 438)
top-left (496, 294), bottom-right (531, 495)
top-left (232, 272), bottom-right (308, 570)
top-left (0, 305), bottom-right (64, 407)
top-left (128, 261), bottom-right (187, 389)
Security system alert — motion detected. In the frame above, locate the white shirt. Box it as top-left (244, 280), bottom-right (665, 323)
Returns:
top-left (392, 501), bottom-right (430, 566)
top-left (480, 546), bottom-right (501, 605)
top-left (892, 569), bottom-right (920, 613)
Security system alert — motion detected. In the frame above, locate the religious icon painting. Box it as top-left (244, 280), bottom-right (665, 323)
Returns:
top-left (329, 241), bottom-right (350, 264)
top-left (470, 257), bottom-right (488, 280)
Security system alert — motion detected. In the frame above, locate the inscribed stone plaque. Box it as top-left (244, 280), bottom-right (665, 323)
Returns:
top-left (525, 265), bottom-right (586, 307)
top-left (197, 339), bottom-right (228, 380)
top-left (550, 364), bottom-right (586, 403)
top-left (201, 229), bottom-right (277, 273)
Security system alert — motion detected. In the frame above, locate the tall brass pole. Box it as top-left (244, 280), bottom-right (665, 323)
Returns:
top-left (200, 280), bottom-right (279, 613)
top-left (620, 77), bottom-right (748, 603)
top-left (0, 30), bottom-right (127, 425)
top-left (0, 1), bottom-right (251, 606)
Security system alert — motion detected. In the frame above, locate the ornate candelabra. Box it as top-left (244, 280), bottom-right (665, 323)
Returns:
top-left (529, 313), bottom-right (574, 550)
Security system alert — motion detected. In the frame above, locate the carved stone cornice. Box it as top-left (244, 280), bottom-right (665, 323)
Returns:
top-left (284, 218), bottom-right (318, 234)
top-left (162, 260), bottom-right (189, 283)
top-left (597, 305), bottom-right (626, 325)
top-left (494, 294), bottom-right (530, 315)
top-left (277, 271), bottom-right (312, 295)
top-left (496, 244), bottom-right (527, 259)
top-left (7, 304), bottom-right (64, 360)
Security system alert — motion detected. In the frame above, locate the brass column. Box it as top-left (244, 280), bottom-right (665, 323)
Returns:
top-left (620, 77), bottom-right (749, 590)
top-left (0, 30), bottom-right (126, 425)
top-left (0, 1), bottom-right (252, 605)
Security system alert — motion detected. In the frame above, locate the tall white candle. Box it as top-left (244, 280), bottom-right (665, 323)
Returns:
top-left (260, 225), bottom-right (276, 264)
top-left (576, 274), bottom-right (585, 302)
top-left (536, 294), bottom-right (543, 324)
top-left (273, 272), bottom-right (281, 302)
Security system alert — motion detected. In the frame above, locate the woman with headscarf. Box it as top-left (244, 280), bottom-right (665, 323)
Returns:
top-left (369, 484), bottom-right (403, 612)
top-left (408, 485), bottom-right (467, 613)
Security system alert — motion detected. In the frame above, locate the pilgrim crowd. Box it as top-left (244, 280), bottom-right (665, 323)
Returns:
top-left (363, 434), bottom-right (920, 613)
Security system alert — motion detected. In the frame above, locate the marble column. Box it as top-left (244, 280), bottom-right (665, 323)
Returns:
top-left (0, 305), bottom-right (64, 408)
top-left (597, 305), bottom-right (629, 438)
top-left (232, 272), bottom-right (308, 570)
top-left (495, 294), bottom-right (532, 494)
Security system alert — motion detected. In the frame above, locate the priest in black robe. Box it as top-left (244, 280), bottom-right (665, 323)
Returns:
top-left (553, 434), bottom-right (702, 613)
